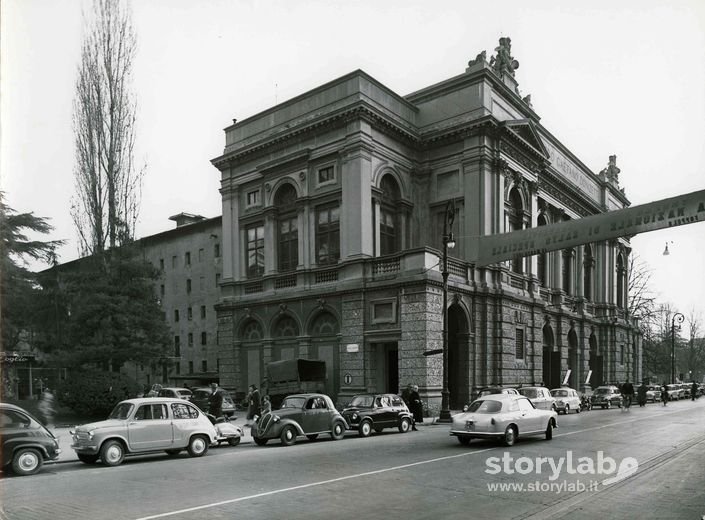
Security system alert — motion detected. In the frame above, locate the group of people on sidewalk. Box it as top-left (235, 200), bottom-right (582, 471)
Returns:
top-left (207, 382), bottom-right (267, 427)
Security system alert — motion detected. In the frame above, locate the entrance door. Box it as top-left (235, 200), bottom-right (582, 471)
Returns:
top-left (387, 348), bottom-right (399, 394)
top-left (374, 343), bottom-right (398, 393)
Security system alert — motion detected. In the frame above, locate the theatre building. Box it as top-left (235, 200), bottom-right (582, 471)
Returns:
top-left (212, 40), bottom-right (642, 413)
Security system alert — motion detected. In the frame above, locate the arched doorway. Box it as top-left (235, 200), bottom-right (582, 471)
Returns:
top-left (589, 333), bottom-right (603, 387)
top-left (567, 329), bottom-right (579, 388)
top-left (542, 323), bottom-right (560, 389)
top-left (448, 303), bottom-right (470, 409)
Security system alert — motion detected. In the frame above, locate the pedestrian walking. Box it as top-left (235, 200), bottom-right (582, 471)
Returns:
top-left (691, 381), bottom-right (699, 401)
top-left (636, 382), bottom-right (647, 407)
top-left (621, 379), bottom-right (634, 410)
top-left (246, 384), bottom-right (261, 425)
top-left (208, 382), bottom-right (224, 418)
top-left (661, 381), bottom-right (668, 406)
top-left (409, 385), bottom-right (423, 428)
top-left (37, 388), bottom-right (55, 428)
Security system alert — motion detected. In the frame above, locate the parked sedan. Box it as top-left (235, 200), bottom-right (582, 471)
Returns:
top-left (665, 384), bottom-right (682, 401)
top-left (518, 386), bottom-right (556, 411)
top-left (252, 393), bottom-right (348, 446)
top-left (157, 387), bottom-right (193, 400)
top-left (550, 387), bottom-right (581, 414)
top-left (341, 393), bottom-right (414, 436)
top-left (646, 385), bottom-right (661, 403)
top-left (1, 403), bottom-right (61, 476)
top-left (450, 394), bottom-right (557, 447)
top-left (70, 398), bottom-right (218, 467)
top-left (591, 386), bottom-right (623, 409)
top-left (190, 387), bottom-right (237, 417)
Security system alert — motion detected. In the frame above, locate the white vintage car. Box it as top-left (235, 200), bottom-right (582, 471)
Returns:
top-left (450, 394), bottom-right (557, 446)
top-left (550, 387), bottom-right (582, 414)
top-left (71, 398), bottom-right (218, 466)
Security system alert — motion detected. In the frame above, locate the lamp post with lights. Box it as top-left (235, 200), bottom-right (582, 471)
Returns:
top-left (439, 200), bottom-right (456, 423)
top-left (671, 312), bottom-right (684, 384)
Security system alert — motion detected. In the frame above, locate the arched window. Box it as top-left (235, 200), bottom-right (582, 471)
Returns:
top-left (583, 244), bottom-right (594, 300)
top-left (241, 320), bottom-right (263, 341)
top-left (508, 188), bottom-right (524, 274)
top-left (616, 253), bottom-right (625, 309)
top-left (272, 316), bottom-right (299, 338)
top-left (309, 312), bottom-right (340, 336)
top-left (379, 175), bottom-right (401, 255)
top-left (537, 214), bottom-right (548, 285)
top-left (275, 184), bottom-right (298, 272)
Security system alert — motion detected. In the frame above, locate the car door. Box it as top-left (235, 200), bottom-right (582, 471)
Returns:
top-left (170, 402), bottom-right (204, 446)
top-left (302, 397), bottom-right (328, 432)
top-left (128, 403), bottom-right (173, 451)
top-left (517, 397), bottom-right (541, 432)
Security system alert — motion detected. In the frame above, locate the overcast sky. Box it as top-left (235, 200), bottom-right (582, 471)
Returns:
top-left (2, 0), bottom-right (704, 319)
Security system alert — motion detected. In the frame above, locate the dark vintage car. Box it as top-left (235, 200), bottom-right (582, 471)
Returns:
top-left (341, 393), bottom-right (414, 436)
top-left (591, 386), bottom-right (623, 409)
top-left (252, 393), bottom-right (348, 446)
top-left (1, 403), bottom-right (62, 476)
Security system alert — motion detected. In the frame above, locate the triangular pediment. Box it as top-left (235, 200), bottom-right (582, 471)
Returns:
top-left (501, 119), bottom-right (548, 160)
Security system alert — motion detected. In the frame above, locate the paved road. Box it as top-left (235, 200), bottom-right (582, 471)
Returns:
top-left (2, 399), bottom-right (704, 520)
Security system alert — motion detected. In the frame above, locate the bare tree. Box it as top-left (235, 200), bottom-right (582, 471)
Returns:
top-left (681, 309), bottom-right (705, 381)
top-left (627, 254), bottom-right (657, 330)
top-left (71, 0), bottom-right (142, 256)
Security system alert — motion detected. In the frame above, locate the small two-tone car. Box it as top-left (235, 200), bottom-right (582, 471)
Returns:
top-left (450, 394), bottom-right (557, 447)
top-left (341, 393), bottom-right (414, 436)
top-left (550, 387), bottom-right (581, 414)
top-left (518, 386), bottom-right (556, 411)
top-left (1, 403), bottom-right (61, 476)
top-left (70, 397), bottom-right (218, 466)
top-left (252, 393), bottom-right (347, 446)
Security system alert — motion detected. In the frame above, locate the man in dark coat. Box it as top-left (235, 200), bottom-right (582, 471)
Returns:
top-left (208, 383), bottom-right (224, 418)
top-left (691, 381), bottom-right (699, 401)
top-left (409, 385), bottom-right (423, 427)
top-left (246, 384), bottom-right (261, 424)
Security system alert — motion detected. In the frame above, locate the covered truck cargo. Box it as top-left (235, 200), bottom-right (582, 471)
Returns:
top-left (264, 359), bottom-right (327, 408)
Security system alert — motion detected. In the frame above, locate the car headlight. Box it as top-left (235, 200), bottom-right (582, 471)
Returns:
top-left (351, 413), bottom-right (358, 421)
top-left (273, 415), bottom-right (280, 423)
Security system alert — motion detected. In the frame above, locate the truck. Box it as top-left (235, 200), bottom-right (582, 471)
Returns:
top-left (262, 358), bottom-right (327, 409)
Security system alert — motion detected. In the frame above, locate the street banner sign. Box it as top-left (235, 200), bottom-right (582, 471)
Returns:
top-left (562, 369), bottom-right (572, 386)
top-left (473, 189), bottom-right (705, 266)
top-left (585, 370), bottom-right (593, 385)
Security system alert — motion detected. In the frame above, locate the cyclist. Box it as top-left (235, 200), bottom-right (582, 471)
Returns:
top-left (621, 379), bottom-right (634, 410)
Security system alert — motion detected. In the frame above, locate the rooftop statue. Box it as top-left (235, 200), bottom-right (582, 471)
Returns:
top-left (490, 37), bottom-right (519, 77)
top-left (600, 155), bottom-right (621, 185)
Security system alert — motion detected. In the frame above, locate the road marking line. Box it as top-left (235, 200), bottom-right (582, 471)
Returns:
top-left (134, 446), bottom-right (497, 520)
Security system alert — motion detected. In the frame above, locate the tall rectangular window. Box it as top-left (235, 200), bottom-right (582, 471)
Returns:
top-left (515, 329), bottom-right (525, 360)
top-left (187, 307), bottom-right (193, 320)
top-left (159, 258), bottom-right (164, 271)
top-left (174, 336), bottom-right (180, 351)
top-left (160, 284), bottom-right (165, 297)
top-left (380, 208), bottom-right (397, 255)
top-left (246, 189), bottom-right (260, 207)
top-left (172, 255), bottom-right (177, 268)
top-left (175, 363), bottom-right (181, 375)
top-left (198, 248), bottom-right (204, 262)
top-left (317, 165), bottom-right (335, 184)
top-left (202, 360), bottom-right (208, 373)
top-left (188, 361), bottom-right (193, 374)
top-left (186, 279), bottom-right (192, 294)
top-left (278, 217), bottom-right (298, 271)
top-left (215, 273), bottom-right (221, 287)
top-left (200, 305), bottom-right (206, 319)
top-left (174, 309), bottom-right (180, 322)
top-left (214, 243), bottom-right (220, 258)
top-left (201, 332), bottom-right (207, 345)
top-left (316, 204), bottom-right (340, 264)
top-left (185, 251), bottom-right (191, 266)
top-left (247, 224), bottom-right (265, 277)
top-left (188, 333), bottom-right (194, 347)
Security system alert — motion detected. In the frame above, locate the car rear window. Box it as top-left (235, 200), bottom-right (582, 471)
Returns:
top-left (519, 389), bottom-right (538, 398)
top-left (466, 400), bottom-right (502, 413)
top-left (552, 390), bottom-right (568, 397)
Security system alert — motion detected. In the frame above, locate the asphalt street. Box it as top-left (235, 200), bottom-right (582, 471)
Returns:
top-left (1, 398), bottom-right (704, 520)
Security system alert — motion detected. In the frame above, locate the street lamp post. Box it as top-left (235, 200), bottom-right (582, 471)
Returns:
top-left (439, 200), bottom-right (456, 423)
top-left (671, 312), bottom-right (684, 384)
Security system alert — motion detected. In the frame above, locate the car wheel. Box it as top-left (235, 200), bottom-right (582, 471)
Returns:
top-left (100, 440), bottom-right (125, 467)
top-left (253, 436), bottom-right (268, 446)
top-left (306, 434), bottom-right (319, 441)
top-left (12, 448), bottom-right (43, 476)
top-left (545, 421), bottom-right (553, 440)
top-left (280, 425), bottom-right (297, 446)
top-left (165, 449), bottom-right (181, 456)
top-left (187, 435), bottom-right (209, 457)
top-left (576, 405), bottom-right (581, 414)
top-left (228, 437), bottom-right (241, 446)
top-left (78, 453), bottom-right (99, 464)
top-left (330, 421), bottom-right (345, 440)
top-left (565, 405), bottom-right (570, 414)
top-left (458, 436), bottom-right (471, 446)
top-left (502, 426), bottom-right (516, 447)
top-left (398, 417), bottom-right (411, 433)
top-left (358, 421), bottom-right (372, 437)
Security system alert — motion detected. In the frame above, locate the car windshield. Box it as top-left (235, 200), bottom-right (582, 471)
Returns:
top-left (109, 402), bottom-right (133, 420)
top-left (177, 390), bottom-right (192, 397)
top-left (594, 388), bottom-right (610, 395)
top-left (519, 389), bottom-right (538, 398)
top-left (280, 397), bottom-right (307, 409)
top-left (349, 395), bottom-right (374, 407)
top-left (466, 400), bottom-right (503, 413)
top-left (552, 390), bottom-right (569, 397)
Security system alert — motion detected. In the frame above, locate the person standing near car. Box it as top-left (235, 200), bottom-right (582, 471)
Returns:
top-left (409, 385), bottom-right (423, 428)
top-left (661, 381), bottom-right (668, 406)
top-left (621, 379), bottom-right (634, 410)
top-left (246, 384), bottom-right (261, 425)
top-left (208, 382), bottom-right (224, 418)
top-left (636, 382), bottom-right (648, 407)
top-left (691, 381), bottom-right (699, 401)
